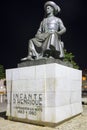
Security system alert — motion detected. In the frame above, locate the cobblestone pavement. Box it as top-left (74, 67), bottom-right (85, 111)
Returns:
top-left (0, 105), bottom-right (87, 130)
top-left (55, 105), bottom-right (87, 130)
top-left (0, 102), bottom-right (7, 113)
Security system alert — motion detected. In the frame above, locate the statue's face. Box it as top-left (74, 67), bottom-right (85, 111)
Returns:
top-left (46, 5), bottom-right (54, 14)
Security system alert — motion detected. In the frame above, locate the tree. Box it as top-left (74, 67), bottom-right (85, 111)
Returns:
top-left (63, 49), bottom-right (79, 69)
top-left (0, 64), bottom-right (5, 79)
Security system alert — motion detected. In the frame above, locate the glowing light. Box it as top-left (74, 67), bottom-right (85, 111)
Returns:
top-left (82, 76), bottom-right (86, 81)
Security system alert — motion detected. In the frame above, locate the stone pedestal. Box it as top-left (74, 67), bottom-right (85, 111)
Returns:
top-left (6, 63), bottom-right (82, 126)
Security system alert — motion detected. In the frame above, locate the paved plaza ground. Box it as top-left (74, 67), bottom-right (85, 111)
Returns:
top-left (0, 105), bottom-right (87, 130)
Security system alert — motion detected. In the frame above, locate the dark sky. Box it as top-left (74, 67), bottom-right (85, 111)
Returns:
top-left (0, 0), bottom-right (87, 70)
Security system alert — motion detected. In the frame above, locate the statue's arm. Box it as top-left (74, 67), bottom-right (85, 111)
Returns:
top-left (35, 21), bottom-right (43, 38)
top-left (35, 21), bottom-right (48, 40)
top-left (58, 18), bottom-right (66, 35)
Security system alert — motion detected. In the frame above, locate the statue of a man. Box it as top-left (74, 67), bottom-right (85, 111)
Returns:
top-left (21, 1), bottom-right (66, 61)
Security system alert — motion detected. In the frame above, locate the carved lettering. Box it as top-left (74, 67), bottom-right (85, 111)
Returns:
top-left (13, 93), bottom-right (43, 116)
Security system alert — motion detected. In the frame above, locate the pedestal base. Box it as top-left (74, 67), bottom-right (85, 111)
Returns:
top-left (6, 63), bottom-right (82, 125)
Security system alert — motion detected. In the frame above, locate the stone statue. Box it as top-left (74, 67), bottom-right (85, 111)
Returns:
top-left (21, 1), bottom-right (66, 61)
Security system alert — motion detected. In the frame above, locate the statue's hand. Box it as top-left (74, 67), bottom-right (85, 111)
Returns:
top-left (49, 30), bottom-right (54, 33)
top-left (35, 33), bottom-right (49, 40)
top-left (57, 27), bottom-right (66, 35)
top-left (35, 34), bottom-right (44, 40)
top-left (49, 30), bottom-right (59, 35)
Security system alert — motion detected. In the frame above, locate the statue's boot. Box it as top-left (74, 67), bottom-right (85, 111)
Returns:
top-left (21, 56), bottom-right (34, 61)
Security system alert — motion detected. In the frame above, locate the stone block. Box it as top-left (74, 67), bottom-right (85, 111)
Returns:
top-left (6, 63), bottom-right (82, 125)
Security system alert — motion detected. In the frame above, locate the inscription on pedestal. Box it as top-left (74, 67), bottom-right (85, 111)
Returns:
top-left (12, 93), bottom-right (43, 116)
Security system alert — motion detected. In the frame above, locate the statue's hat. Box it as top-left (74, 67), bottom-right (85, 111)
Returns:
top-left (44, 1), bottom-right (60, 15)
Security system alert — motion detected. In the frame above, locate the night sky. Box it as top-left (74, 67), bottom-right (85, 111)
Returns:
top-left (0, 0), bottom-right (87, 70)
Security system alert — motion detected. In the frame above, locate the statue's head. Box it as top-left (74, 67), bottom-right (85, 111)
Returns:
top-left (44, 1), bottom-right (60, 15)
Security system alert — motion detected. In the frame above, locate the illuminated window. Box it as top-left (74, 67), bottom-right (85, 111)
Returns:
top-left (82, 76), bottom-right (86, 81)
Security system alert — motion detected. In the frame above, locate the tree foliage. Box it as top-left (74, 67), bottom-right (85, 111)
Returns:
top-left (0, 64), bottom-right (5, 79)
top-left (63, 49), bottom-right (79, 69)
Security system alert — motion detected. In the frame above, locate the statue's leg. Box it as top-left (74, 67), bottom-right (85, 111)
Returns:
top-left (28, 40), bottom-right (39, 59)
top-left (21, 39), bottom-right (39, 61)
top-left (59, 41), bottom-right (64, 59)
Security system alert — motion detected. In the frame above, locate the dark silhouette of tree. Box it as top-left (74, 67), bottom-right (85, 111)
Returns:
top-left (0, 64), bottom-right (5, 79)
top-left (63, 49), bottom-right (79, 69)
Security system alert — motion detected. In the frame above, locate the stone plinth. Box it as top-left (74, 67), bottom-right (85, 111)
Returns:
top-left (6, 63), bottom-right (82, 126)
top-left (18, 58), bottom-right (73, 68)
